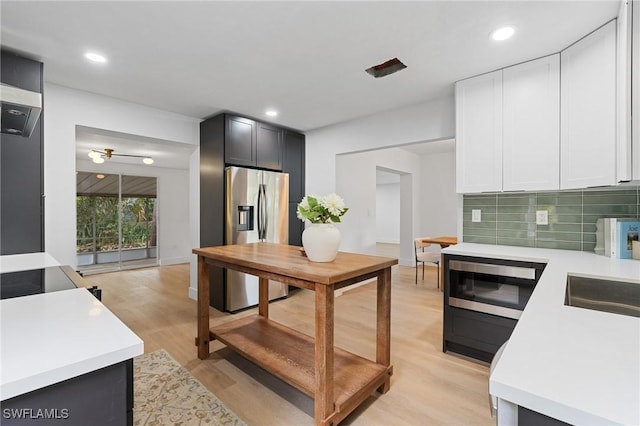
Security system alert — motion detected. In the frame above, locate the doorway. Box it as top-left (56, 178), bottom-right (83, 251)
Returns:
top-left (375, 168), bottom-right (401, 259)
top-left (76, 172), bottom-right (157, 274)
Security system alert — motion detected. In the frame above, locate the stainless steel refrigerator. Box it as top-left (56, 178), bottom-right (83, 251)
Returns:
top-left (225, 166), bottom-right (289, 312)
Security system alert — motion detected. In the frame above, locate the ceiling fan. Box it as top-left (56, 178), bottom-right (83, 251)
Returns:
top-left (88, 148), bottom-right (154, 165)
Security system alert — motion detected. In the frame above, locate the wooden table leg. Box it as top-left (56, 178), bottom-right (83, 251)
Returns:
top-left (197, 256), bottom-right (211, 360)
top-left (258, 277), bottom-right (269, 319)
top-left (315, 284), bottom-right (334, 426)
top-left (376, 267), bottom-right (392, 393)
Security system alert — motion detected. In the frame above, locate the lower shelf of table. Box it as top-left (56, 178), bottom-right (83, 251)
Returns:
top-left (210, 315), bottom-right (391, 414)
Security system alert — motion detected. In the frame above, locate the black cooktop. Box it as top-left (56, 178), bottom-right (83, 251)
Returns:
top-left (0, 266), bottom-right (77, 300)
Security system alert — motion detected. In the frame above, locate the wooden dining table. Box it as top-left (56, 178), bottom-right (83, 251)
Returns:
top-left (420, 236), bottom-right (458, 291)
top-left (420, 235), bottom-right (458, 248)
top-left (193, 242), bottom-right (397, 426)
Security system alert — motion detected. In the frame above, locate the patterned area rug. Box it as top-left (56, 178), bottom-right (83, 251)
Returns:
top-left (134, 349), bottom-right (246, 426)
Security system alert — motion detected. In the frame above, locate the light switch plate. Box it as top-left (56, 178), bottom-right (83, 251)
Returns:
top-left (472, 209), bottom-right (481, 223)
top-left (536, 210), bottom-right (549, 225)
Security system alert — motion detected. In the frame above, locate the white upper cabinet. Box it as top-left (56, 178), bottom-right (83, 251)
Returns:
top-left (617, 0), bottom-right (632, 181)
top-left (455, 70), bottom-right (503, 193)
top-left (561, 20), bottom-right (617, 189)
top-left (503, 55), bottom-right (560, 191)
top-left (632, 0), bottom-right (640, 179)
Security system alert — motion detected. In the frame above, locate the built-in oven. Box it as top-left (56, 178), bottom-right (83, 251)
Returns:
top-left (443, 255), bottom-right (546, 362)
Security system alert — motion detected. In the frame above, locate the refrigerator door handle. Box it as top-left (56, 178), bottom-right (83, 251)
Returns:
top-left (257, 183), bottom-right (267, 240)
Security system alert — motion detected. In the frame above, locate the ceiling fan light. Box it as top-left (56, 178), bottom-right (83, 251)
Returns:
top-left (88, 150), bottom-right (101, 159)
top-left (93, 157), bottom-right (105, 164)
top-left (143, 157), bottom-right (154, 165)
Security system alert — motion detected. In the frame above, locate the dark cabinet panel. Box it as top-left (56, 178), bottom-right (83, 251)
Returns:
top-left (282, 130), bottom-right (305, 246)
top-left (1, 51), bottom-right (42, 93)
top-left (288, 202), bottom-right (304, 247)
top-left (2, 360), bottom-right (132, 426)
top-left (224, 115), bottom-right (256, 167)
top-left (199, 116), bottom-right (226, 309)
top-left (256, 122), bottom-right (282, 170)
top-left (519, 406), bottom-right (570, 426)
top-left (283, 130), bottom-right (305, 204)
top-left (0, 51), bottom-right (44, 255)
top-left (443, 306), bottom-right (516, 362)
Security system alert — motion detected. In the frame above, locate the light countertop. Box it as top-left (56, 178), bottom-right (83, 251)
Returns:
top-left (443, 243), bottom-right (640, 425)
top-left (0, 253), bottom-right (143, 401)
top-left (0, 252), bottom-right (61, 273)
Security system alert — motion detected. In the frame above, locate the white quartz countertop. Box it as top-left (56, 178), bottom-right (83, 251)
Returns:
top-left (0, 252), bottom-right (61, 273)
top-left (0, 254), bottom-right (143, 400)
top-left (443, 243), bottom-right (640, 425)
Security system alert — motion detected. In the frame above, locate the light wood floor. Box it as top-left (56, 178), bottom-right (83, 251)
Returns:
top-left (84, 262), bottom-right (494, 426)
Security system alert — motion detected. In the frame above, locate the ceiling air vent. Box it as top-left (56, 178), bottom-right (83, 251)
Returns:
top-left (365, 57), bottom-right (407, 78)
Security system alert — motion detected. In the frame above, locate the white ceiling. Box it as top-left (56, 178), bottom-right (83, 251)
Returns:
top-left (1, 1), bottom-right (619, 168)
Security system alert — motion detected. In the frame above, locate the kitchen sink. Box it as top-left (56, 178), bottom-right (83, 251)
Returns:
top-left (565, 274), bottom-right (640, 318)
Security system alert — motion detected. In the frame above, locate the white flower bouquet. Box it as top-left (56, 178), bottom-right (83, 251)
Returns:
top-left (297, 193), bottom-right (349, 224)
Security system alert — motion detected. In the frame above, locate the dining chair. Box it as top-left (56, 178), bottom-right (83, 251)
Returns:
top-left (414, 238), bottom-right (441, 288)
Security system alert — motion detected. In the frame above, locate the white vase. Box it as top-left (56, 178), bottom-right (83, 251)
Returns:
top-left (302, 223), bottom-right (341, 262)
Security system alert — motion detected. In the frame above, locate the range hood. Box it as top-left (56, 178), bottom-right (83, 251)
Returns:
top-left (0, 83), bottom-right (42, 138)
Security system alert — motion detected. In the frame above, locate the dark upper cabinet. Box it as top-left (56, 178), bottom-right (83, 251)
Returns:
top-left (224, 115), bottom-right (256, 167)
top-left (256, 122), bottom-right (282, 170)
top-left (224, 115), bottom-right (283, 171)
top-left (0, 51), bottom-right (44, 255)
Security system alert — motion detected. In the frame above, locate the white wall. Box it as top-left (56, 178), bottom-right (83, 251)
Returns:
top-left (76, 159), bottom-right (191, 265)
top-left (305, 96), bottom-right (455, 196)
top-left (376, 183), bottom-right (400, 243)
top-left (419, 148), bottom-right (459, 238)
top-left (336, 148), bottom-right (422, 265)
top-left (44, 83), bottom-right (201, 268)
top-left (307, 96), bottom-right (455, 265)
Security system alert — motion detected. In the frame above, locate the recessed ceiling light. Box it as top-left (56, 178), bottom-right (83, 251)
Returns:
top-left (143, 157), bottom-right (154, 165)
top-left (491, 26), bottom-right (515, 41)
top-left (85, 52), bottom-right (107, 63)
top-left (96, 174), bottom-right (105, 179)
top-left (265, 110), bottom-right (278, 117)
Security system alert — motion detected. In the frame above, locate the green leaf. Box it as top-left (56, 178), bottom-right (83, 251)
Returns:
top-left (307, 196), bottom-right (319, 208)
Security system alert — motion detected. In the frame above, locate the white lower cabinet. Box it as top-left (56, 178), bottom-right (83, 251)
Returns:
top-left (560, 20), bottom-right (617, 189)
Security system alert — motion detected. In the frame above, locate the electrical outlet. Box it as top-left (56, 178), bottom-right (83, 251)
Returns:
top-left (472, 209), bottom-right (481, 223)
top-left (536, 210), bottom-right (549, 225)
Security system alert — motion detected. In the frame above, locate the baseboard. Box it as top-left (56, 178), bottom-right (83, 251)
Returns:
top-left (159, 257), bottom-right (190, 266)
top-left (188, 287), bottom-right (198, 301)
top-left (376, 239), bottom-right (400, 244)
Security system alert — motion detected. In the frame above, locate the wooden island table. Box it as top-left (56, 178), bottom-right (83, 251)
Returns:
top-left (193, 243), bottom-right (397, 426)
